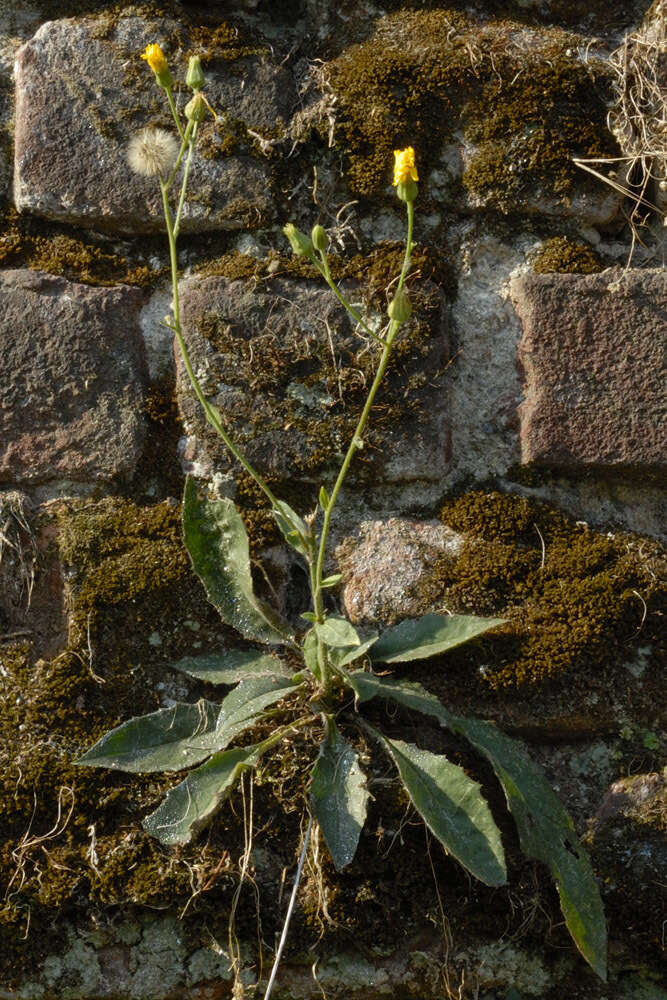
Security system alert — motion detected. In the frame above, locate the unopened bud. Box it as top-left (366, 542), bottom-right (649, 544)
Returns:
top-left (396, 179), bottom-right (418, 203)
top-left (186, 55), bottom-right (205, 91)
top-left (185, 93), bottom-right (207, 122)
top-left (311, 224), bottom-right (327, 252)
top-left (387, 288), bottom-right (412, 323)
top-left (283, 223), bottom-right (314, 257)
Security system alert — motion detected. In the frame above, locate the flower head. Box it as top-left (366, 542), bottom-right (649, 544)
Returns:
top-left (393, 147), bottom-right (418, 186)
top-left (127, 128), bottom-right (179, 178)
top-left (141, 43), bottom-right (173, 88)
top-left (141, 43), bottom-right (168, 75)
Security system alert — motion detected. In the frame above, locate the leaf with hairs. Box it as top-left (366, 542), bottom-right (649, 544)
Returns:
top-left (171, 648), bottom-right (292, 685)
top-left (370, 613), bottom-right (506, 664)
top-left (310, 720), bottom-right (369, 870)
top-left (450, 716), bottom-right (607, 980)
top-left (76, 701), bottom-right (223, 773)
top-left (143, 745), bottom-right (260, 845)
top-left (378, 733), bottom-right (506, 887)
top-left (182, 477), bottom-right (292, 645)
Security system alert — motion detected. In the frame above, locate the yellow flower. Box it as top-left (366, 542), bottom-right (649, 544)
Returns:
top-left (393, 147), bottom-right (418, 186)
top-left (141, 43), bottom-right (168, 75)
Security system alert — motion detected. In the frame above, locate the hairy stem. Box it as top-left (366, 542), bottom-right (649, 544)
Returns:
top-left (312, 200), bottom-right (414, 668)
top-left (160, 174), bottom-right (280, 510)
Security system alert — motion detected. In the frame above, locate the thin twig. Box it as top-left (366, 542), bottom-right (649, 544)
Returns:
top-left (264, 815), bottom-right (313, 1000)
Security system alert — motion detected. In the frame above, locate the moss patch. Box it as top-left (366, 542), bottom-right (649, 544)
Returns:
top-left (328, 10), bottom-right (617, 205)
top-left (434, 491), bottom-right (665, 688)
top-left (0, 202), bottom-right (159, 287)
top-left (530, 235), bottom-right (603, 274)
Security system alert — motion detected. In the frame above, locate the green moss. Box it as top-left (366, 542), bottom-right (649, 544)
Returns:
top-left (58, 497), bottom-right (188, 616)
top-left (437, 491), bottom-right (666, 687)
top-left (328, 10), bottom-right (618, 205)
top-left (461, 55), bottom-right (617, 205)
top-left (531, 236), bottom-right (603, 274)
top-left (0, 202), bottom-right (159, 287)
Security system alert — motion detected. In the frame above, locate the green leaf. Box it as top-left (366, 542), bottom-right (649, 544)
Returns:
top-left (143, 745), bottom-right (260, 845)
top-left (346, 670), bottom-right (455, 727)
top-left (379, 733), bottom-right (506, 887)
top-left (77, 674), bottom-right (299, 774)
top-left (213, 674), bottom-right (300, 749)
top-left (182, 477), bottom-right (292, 645)
top-left (171, 649), bottom-right (291, 685)
top-left (315, 616), bottom-right (361, 650)
top-left (302, 629), bottom-right (320, 679)
top-left (310, 720), bottom-right (369, 870)
top-left (321, 574), bottom-right (343, 588)
top-left (370, 613), bottom-right (507, 664)
top-left (450, 716), bottom-right (607, 980)
top-left (301, 611), bottom-right (318, 623)
top-left (332, 634), bottom-right (379, 668)
top-left (318, 485), bottom-right (330, 510)
top-left (272, 500), bottom-right (310, 556)
top-left (76, 700), bottom-right (222, 773)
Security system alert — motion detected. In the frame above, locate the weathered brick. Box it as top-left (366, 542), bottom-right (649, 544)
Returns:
top-left (0, 269), bottom-right (147, 485)
top-left (13, 14), bottom-right (288, 233)
top-left (511, 270), bottom-right (667, 477)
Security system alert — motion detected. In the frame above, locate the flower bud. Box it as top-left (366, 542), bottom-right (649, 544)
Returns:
top-left (185, 93), bottom-right (207, 123)
top-left (186, 55), bottom-right (205, 92)
top-left (141, 43), bottom-right (173, 90)
top-left (387, 288), bottom-right (412, 323)
top-left (396, 179), bottom-right (418, 203)
top-left (283, 223), bottom-right (314, 257)
top-left (311, 224), bottom-right (327, 252)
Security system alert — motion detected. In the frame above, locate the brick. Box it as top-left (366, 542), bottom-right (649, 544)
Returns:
top-left (511, 270), bottom-right (667, 476)
top-left (0, 269), bottom-right (147, 485)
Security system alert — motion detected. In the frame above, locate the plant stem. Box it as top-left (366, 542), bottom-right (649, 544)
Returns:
top-left (174, 121), bottom-right (198, 237)
top-left (165, 85), bottom-right (185, 140)
top-left (160, 171), bottom-right (281, 511)
top-left (263, 815), bottom-right (313, 1000)
top-left (312, 199), bottom-right (414, 692)
top-left (313, 256), bottom-right (386, 345)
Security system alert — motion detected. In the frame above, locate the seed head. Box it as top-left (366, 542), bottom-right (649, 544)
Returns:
top-left (127, 128), bottom-right (179, 178)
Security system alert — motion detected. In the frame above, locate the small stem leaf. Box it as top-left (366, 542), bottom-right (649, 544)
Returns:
top-left (346, 670), bottom-right (455, 727)
top-left (214, 674), bottom-right (301, 749)
top-left (301, 612), bottom-right (318, 623)
top-left (332, 633), bottom-right (379, 668)
top-left (143, 745), bottom-right (260, 845)
top-left (76, 701), bottom-right (222, 773)
top-left (318, 485), bottom-right (330, 510)
top-left (380, 734), bottom-right (507, 887)
top-left (370, 613), bottom-right (507, 664)
top-left (171, 649), bottom-right (292, 685)
top-left (302, 629), bottom-right (321, 678)
top-left (315, 616), bottom-right (361, 650)
top-left (451, 716), bottom-right (607, 981)
top-left (182, 477), bottom-right (292, 645)
top-left (320, 574), bottom-right (343, 588)
top-left (272, 500), bottom-right (310, 556)
top-left (310, 720), bottom-right (369, 870)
